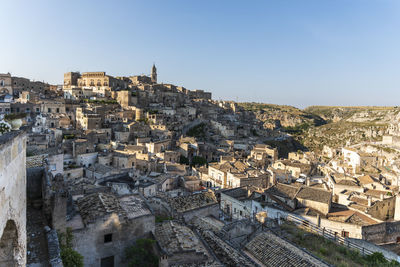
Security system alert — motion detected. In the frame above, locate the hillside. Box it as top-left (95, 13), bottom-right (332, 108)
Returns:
top-left (299, 106), bottom-right (400, 151)
top-left (236, 103), bottom-right (400, 152)
top-left (238, 102), bottom-right (326, 130)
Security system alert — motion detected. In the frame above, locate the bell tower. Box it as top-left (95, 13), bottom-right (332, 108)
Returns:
top-left (151, 64), bottom-right (157, 83)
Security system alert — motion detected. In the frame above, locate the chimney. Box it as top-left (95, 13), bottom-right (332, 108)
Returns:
top-left (322, 183), bottom-right (329, 190)
top-left (306, 177), bottom-right (310, 187)
top-left (380, 193), bottom-right (384, 201)
top-left (395, 194), bottom-right (400, 221)
top-left (368, 196), bottom-right (372, 207)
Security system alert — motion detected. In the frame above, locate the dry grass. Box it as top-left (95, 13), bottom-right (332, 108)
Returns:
top-left (280, 222), bottom-right (398, 267)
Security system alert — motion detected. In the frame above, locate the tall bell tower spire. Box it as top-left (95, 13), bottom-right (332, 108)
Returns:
top-left (151, 63), bottom-right (157, 83)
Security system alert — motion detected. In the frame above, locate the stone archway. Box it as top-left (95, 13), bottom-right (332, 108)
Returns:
top-left (0, 220), bottom-right (19, 266)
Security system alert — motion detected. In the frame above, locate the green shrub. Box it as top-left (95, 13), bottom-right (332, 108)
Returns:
top-left (179, 155), bottom-right (189, 165)
top-left (5, 113), bottom-right (26, 120)
top-left (187, 123), bottom-right (206, 138)
top-left (155, 216), bottom-right (173, 223)
top-left (191, 156), bottom-right (207, 167)
top-left (125, 238), bottom-right (158, 267)
top-left (58, 228), bottom-right (84, 267)
top-left (319, 247), bottom-right (329, 256)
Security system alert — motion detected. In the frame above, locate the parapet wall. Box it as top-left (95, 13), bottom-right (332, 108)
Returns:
top-left (0, 130), bottom-right (27, 266)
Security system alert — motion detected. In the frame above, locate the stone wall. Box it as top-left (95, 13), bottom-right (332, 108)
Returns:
top-left (0, 130), bottom-right (27, 266)
top-left (363, 221), bottom-right (400, 244)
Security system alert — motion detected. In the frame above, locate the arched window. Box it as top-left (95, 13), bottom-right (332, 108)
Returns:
top-left (0, 220), bottom-right (19, 266)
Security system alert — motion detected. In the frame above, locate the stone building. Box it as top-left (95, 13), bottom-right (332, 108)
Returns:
top-left (114, 90), bottom-right (137, 108)
top-left (0, 73), bottom-right (13, 96)
top-left (272, 160), bottom-right (312, 178)
top-left (63, 72), bottom-right (80, 88)
top-left (220, 187), bottom-right (253, 220)
top-left (40, 100), bottom-right (66, 114)
top-left (68, 192), bottom-right (155, 266)
top-left (63, 71), bottom-right (128, 98)
top-left (249, 144), bottom-right (278, 165)
top-left (0, 130), bottom-right (27, 266)
top-left (76, 107), bottom-right (102, 130)
top-left (129, 75), bottom-right (151, 85)
top-left (260, 183), bottom-right (332, 215)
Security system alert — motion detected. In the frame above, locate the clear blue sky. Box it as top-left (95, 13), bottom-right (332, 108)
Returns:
top-left (1, 0), bottom-right (400, 108)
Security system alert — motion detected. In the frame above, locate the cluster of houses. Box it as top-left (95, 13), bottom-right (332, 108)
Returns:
top-left (2, 67), bottom-right (400, 266)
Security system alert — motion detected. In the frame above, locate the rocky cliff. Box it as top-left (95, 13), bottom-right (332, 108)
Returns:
top-left (301, 106), bottom-right (400, 151)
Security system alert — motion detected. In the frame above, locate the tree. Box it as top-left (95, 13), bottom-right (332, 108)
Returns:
top-left (191, 156), bottom-right (207, 167)
top-left (58, 228), bottom-right (84, 267)
top-left (179, 155), bottom-right (190, 165)
top-left (125, 238), bottom-right (158, 267)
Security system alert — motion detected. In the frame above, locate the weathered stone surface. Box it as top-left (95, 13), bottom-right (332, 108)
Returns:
top-left (0, 130), bottom-right (27, 266)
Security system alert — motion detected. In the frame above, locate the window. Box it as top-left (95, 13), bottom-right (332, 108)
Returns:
top-left (239, 210), bottom-right (243, 216)
top-left (48, 108), bottom-right (51, 113)
top-left (341, 231), bottom-right (349, 238)
top-left (36, 108), bottom-right (40, 112)
top-left (104, 233), bottom-right (112, 243)
top-left (56, 108), bottom-right (60, 113)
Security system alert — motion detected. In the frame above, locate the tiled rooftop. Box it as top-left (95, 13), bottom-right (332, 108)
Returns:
top-left (155, 221), bottom-right (208, 256)
top-left (168, 191), bottom-right (217, 213)
top-left (245, 231), bottom-right (328, 267)
top-left (26, 154), bottom-right (47, 168)
top-left (76, 192), bottom-right (151, 225)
